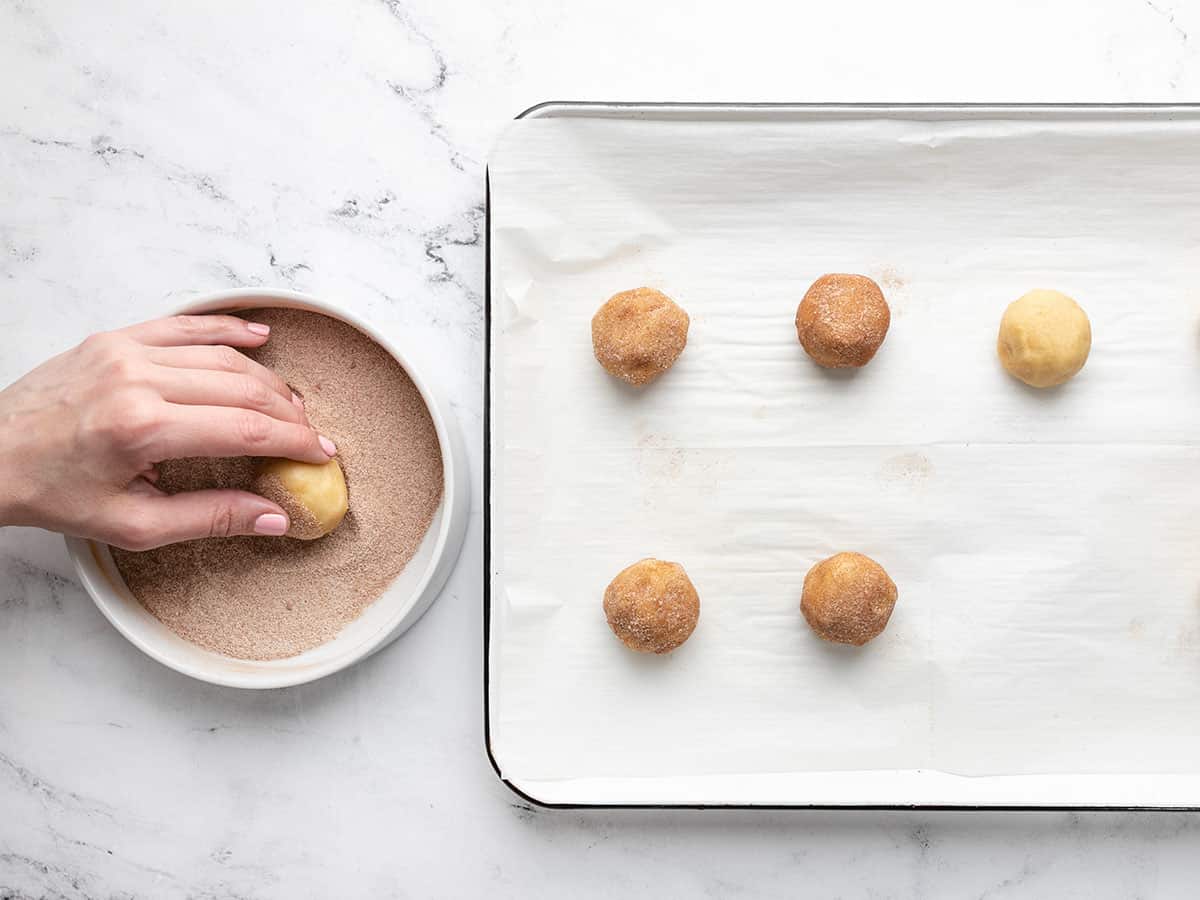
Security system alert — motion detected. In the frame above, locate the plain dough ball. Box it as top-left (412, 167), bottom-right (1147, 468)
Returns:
top-left (603, 558), bottom-right (700, 654)
top-left (795, 274), bottom-right (891, 368)
top-left (997, 289), bottom-right (1091, 388)
top-left (801, 552), bottom-right (897, 646)
top-left (591, 287), bottom-right (689, 386)
top-left (253, 457), bottom-right (349, 540)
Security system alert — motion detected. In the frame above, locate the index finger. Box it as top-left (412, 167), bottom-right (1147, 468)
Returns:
top-left (120, 314), bottom-right (273, 348)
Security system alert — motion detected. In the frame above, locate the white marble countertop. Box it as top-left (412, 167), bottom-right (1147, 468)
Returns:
top-left (3, 1), bottom-right (1200, 897)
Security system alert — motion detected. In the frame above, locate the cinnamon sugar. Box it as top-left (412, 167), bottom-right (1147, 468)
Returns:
top-left (591, 287), bottom-right (690, 386)
top-left (111, 308), bottom-right (444, 660)
top-left (795, 274), bottom-right (891, 368)
top-left (603, 558), bottom-right (700, 654)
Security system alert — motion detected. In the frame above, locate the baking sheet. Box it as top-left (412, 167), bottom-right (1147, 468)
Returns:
top-left (487, 105), bottom-right (1200, 806)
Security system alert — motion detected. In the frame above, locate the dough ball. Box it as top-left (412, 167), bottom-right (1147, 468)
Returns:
top-left (603, 558), bottom-right (700, 654)
top-left (795, 274), bottom-right (891, 368)
top-left (997, 289), bottom-right (1091, 388)
top-left (253, 457), bottom-right (349, 540)
top-left (801, 552), bottom-right (897, 646)
top-left (591, 287), bottom-right (689, 386)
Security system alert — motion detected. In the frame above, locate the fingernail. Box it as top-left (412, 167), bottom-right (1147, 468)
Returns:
top-left (253, 513), bottom-right (289, 536)
top-left (319, 435), bottom-right (337, 456)
top-left (246, 322), bottom-right (270, 336)
top-left (291, 392), bottom-right (303, 408)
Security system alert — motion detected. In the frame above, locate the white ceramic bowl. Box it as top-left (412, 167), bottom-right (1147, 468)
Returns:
top-left (65, 288), bottom-right (470, 689)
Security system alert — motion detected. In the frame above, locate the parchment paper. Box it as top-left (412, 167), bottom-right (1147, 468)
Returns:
top-left (488, 110), bottom-right (1200, 791)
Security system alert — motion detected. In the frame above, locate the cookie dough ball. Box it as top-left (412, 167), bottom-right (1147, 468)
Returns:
top-left (591, 287), bottom-right (689, 386)
top-left (796, 274), bottom-right (891, 368)
top-left (801, 552), bottom-right (897, 646)
top-left (603, 558), bottom-right (700, 654)
top-left (997, 289), bottom-right (1091, 388)
top-left (253, 457), bottom-right (349, 540)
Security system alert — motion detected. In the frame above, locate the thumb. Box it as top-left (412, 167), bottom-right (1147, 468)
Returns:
top-left (107, 489), bottom-right (290, 550)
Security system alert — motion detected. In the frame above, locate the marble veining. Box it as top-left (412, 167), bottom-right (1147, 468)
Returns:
top-left (3, 0), bottom-right (1200, 896)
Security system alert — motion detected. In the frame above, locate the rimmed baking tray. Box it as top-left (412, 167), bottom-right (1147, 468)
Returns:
top-left (486, 103), bottom-right (1200, 809)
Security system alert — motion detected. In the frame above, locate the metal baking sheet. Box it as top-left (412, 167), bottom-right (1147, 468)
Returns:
top-left (485, 103), bottom-right (1200, 809)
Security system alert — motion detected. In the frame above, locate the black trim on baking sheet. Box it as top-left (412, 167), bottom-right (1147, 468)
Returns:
top-left (483, 101), bottom-right (1200, 812)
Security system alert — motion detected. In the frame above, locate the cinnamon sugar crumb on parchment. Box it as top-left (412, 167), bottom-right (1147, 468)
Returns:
top-left (111, 308), bottom-right (444, 660)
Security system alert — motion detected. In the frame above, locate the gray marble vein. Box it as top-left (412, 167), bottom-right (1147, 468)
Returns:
top-left (0, 750), bottom-right (113, 822)
top-left (1144, 0), bottom-right (1189, 43)
top-left (378, 1), bottom-right (469, 172)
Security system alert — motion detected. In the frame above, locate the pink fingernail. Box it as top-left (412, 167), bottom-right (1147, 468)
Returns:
top-left (246, 322), bottom-right (270, 336)
top-left (291, 392), bottom-right (303, 408)
top-left (254, 513), bottom-right (289, 535)
top-left (319, 435), bottom-right (337, 456)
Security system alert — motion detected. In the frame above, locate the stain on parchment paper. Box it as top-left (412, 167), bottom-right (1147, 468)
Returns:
top-left (636, 434), bottom-right (732, 499)
top-left (879, 452), bottom-right (933, 485)
top-left (637, 433), bottom-right (687, 481)
top-left (873, 265), bottom-right (925, 318)
top-left (876, 266), bottom-right (907, 291)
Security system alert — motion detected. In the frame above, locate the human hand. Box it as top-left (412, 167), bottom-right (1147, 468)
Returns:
top-left (0, 314), bottom-right (337, 549)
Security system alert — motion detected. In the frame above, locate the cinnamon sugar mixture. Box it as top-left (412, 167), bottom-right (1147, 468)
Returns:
top-left (111, 308), bottom-right (444, 660)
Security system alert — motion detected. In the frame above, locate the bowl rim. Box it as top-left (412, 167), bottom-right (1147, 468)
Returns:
top-left (65, 287), bottom-right (466, 689)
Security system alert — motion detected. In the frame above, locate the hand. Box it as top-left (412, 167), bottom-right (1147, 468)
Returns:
top-left (0, 314), bottom-right (337, 549)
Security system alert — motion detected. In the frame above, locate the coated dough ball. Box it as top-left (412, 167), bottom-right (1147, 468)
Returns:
top-left (997, 289), bottom-right (1091, 388)
top-left (795, 274), bottom-right (891, 368)
top-left (801, 552), bottom-right (897, 646)
top-left (603, 558), bottom-right (700, 654)
top-left (253, 457), bottom-right (349, 540)
top-left (591, 287), bottom-right (689, 386)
